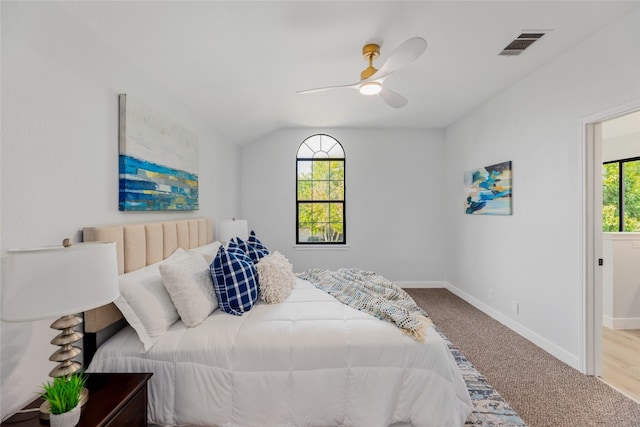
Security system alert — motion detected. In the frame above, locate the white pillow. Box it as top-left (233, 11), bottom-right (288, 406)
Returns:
top-left (256, 251), bottom-right (296, 304)
top-left (113, 248), bottom-right (188, 352)
top-left (159, 253), bottom-right (218, 327)
top-left (187, 241), bottom-right (222, 264)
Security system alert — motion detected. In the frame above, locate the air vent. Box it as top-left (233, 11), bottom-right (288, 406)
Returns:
top-left (499, 32), bottom-right (546, 56)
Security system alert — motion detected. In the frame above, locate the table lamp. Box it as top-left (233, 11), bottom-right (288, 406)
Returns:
top-left (217, 218), bottom-right (249, 243)
top-left (2, 239), bottom-right (119, 417)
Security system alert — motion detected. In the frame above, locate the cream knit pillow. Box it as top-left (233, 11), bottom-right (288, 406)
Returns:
top-left (256, 251), bottom-right (296, 304)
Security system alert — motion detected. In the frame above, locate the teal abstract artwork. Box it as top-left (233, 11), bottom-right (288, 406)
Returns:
top-left (118, 94), bottom-right (199, 211)
top-left (464, 161), bottom-right (512, 215)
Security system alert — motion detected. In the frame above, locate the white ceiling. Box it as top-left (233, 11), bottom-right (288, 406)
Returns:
top-left (59, 1), bottom-right (639, 145)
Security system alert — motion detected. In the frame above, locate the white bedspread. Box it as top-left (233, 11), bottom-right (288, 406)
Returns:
top-left (88, 278), bottom-right (472, 427)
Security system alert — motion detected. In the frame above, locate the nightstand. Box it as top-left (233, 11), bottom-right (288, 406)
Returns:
top-left (1, 373), bottom-right (152, 426)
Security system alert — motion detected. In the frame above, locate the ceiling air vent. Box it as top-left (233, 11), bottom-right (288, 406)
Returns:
top-left (499, 32), bottom-right (546, 56)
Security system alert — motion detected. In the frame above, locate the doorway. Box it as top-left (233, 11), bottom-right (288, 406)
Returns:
top-left (584, 106), bottom-right (640, 403)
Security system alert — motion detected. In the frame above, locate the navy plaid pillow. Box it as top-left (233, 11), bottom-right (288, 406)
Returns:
top-left (230, 231), bottom-right (269, 264)
top-left (248, 230), bottom-right (269, 254)
top-left (210, 245), bottom-right (259, 316)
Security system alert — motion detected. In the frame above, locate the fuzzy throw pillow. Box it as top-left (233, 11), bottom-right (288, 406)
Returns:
top-left (256, 251), bottom-right (296, 304)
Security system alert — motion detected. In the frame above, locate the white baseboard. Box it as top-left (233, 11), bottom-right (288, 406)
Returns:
top-left (398, 281), bottom-right (448, 289)
top-left (604, 315), bottom-right (640, 329)
top-left (443, 282), bottom-right (582, 371)
top-left (603, 314), bottom-right (614, 329)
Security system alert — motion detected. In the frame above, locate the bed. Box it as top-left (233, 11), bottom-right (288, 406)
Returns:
top-left (83, 218), bottom-right (473, 427)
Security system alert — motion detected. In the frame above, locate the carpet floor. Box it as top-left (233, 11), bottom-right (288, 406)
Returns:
top-left (406, 288), bottom-right (640, 427)
top-left (436, 325), bottom-right (526, 425)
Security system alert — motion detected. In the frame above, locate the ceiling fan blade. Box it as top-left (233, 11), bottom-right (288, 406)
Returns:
top-left (297, 82), bottom-right (360, 94)
top-left (380, 86), bottom-right (408, 108)
top-left (367, 37), bottom-right (427, 82)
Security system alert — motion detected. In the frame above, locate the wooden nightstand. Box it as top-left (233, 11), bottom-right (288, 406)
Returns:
top-left (1, 373), bottom-right (152, 427)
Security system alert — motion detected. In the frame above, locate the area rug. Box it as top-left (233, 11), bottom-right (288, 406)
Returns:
top-left (436, 326), bottom-right (528, 426)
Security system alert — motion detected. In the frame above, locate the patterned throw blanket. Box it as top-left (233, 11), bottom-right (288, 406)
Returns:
top-left (298, 268), bottom-right (433, 341)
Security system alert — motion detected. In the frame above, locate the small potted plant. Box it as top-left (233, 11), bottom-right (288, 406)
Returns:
top-left (40, 372), bottom-right (87, 427)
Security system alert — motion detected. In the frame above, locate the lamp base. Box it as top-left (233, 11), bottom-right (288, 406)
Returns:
top-left (49, 315), bottom-right (83, 378)
top-left (39, 387), bottom-right (89, 420)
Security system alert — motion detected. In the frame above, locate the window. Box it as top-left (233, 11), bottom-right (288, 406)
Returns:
top-left (603, 157), bottom-right (640, 231)
top-left (296, 134), bottom-right (345, 244)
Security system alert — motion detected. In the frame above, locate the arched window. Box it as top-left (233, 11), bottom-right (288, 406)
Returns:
top-left (296, 134), bottom-right (345, 244)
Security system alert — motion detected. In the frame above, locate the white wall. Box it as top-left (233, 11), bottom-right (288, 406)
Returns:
top-left (240, 128), bottom-right (447, 284)
top-left (444, 7), bottom-right (640, 369)
top-left (0, 2), bottom-right (240, 419)
top-left (601, 111), bottom-right (640, 162)
top-left (602, 233), bottom-right (640, 329)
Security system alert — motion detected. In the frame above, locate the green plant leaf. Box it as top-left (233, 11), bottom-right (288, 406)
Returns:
top-left (40, 372), bottom-right (87, 414)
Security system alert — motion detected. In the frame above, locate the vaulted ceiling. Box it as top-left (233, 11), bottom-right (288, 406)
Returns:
top-left (60, 1), bottom-right (639, 144)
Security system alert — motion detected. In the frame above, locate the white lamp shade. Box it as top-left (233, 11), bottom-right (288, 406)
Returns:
top-left (2, 241), bottom-right (120, 322)
top-left (217, 219), bottom-right (248, 242)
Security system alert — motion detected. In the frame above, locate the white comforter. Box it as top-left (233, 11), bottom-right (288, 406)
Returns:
top-left (88, 279), bottom-right (472, 427)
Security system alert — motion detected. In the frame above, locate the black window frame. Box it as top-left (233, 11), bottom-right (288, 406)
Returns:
top-left (603, 156), bottom-right (640, 232)
top-left (296, 134), bottom-right (346, 245)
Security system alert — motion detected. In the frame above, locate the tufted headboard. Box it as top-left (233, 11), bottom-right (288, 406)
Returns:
top-left (82, 218), bottom-right (213, 333)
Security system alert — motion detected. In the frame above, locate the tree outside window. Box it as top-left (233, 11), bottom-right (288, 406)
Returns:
top-left (603, 158), bottom-right (640, 232)
top-left (296, 135), bottom-right (345, 244)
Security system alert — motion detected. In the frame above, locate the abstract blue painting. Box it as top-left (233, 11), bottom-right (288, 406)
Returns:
top-left (464, 161), bottom-right (512, 215)
top-left (119, 94), bottom-right (198, 211)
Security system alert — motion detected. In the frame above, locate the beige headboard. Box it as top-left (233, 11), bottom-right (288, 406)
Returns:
top-left (82, 217), bottom-right (213, 333)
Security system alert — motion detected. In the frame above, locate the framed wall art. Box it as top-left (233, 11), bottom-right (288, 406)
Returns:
top-left (118, 94), bottom-right (198, 211)
top-left (464, 160), bottom-right (512, 215)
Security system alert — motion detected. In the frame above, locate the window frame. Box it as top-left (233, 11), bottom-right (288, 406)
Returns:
top-left (295, 134), bottom-right (346, 245)
top-left (603, 156), bottom-right (640, 232)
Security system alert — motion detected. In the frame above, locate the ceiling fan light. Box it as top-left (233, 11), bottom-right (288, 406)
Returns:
top-left (359, 82), bottom-right (382, 95)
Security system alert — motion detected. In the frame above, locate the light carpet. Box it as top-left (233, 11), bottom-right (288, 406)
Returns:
top-left (407, 288), bottom-right (640, 427)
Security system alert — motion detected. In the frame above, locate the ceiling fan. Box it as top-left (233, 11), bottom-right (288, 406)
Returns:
top-left (297, 37), bottom-right (427, 108)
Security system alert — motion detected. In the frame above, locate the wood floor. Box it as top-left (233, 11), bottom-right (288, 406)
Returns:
top-left (601, 327), bottom-right (640, 402)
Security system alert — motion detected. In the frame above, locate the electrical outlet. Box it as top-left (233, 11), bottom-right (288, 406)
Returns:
top-left (488, 289), bottom-right (493, 301)
top-left (511, 300), bottom-right (519, 314)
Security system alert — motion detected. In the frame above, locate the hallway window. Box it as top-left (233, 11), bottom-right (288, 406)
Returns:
top-left (296, 134), bottom-right (345, 244)
top-left (603, 158), bottom-right (640, 232)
